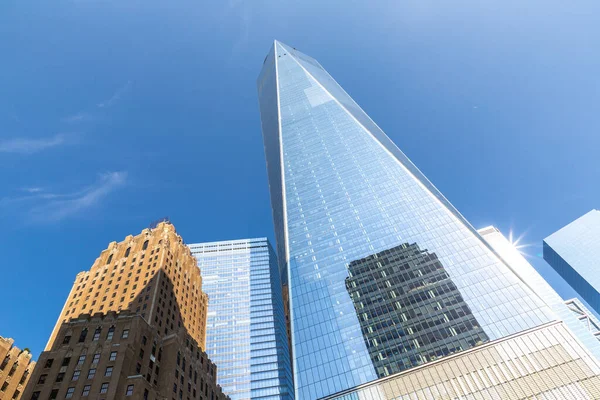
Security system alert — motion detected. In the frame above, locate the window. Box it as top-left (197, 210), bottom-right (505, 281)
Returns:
top-left (125, 247), bottom-right (131, 257)
top-left (78, 329), bottom-right (88, 343)
top-left (56, 373), bottom-right (65, 383)
top-left (122, 329), bottom-right (129, 339)
top-left (106, 326), bottom-right (115, 341)
top-left (87, 369), bottom-right (96, 379)
top-left (126, 385), bottom-right (134, 396)
top-left (0, 382), bottom-right (6, 392)
top-left (105, 366), bottom-right (113, 377)
top-left (77, 355), bottom-right (85, 365)
top-left (62, 357), bottom-right (71, 367)
top-left (135, 363), bottom-right (141, 374)
top-left (49, 389), bottom-right (58, 400)
top-left (139, 349), bottom-right (144, 359)
top-left (92, 353), bottom-right (100, 364)
top-left (31, 391), bottom-right (40, 400)
top-left (82, 385), bottom-right (91, 397)
top-left (65, 387), bottom-right (75, 399)
top-left (107, 254), bottom-right (113, 264)
top-left (44, 359), bottom-right (54, 368)
top-left (72, 370), bottom-right (80, 381)
top-left (100, 383), bottom-right (109, 394)
top-left (142, 240), bottom-right (149, 250)
top-left (38, 374), bottom-right (47, 384)
top-left (109, 351), bottom-right (117, 361)
top-left (142, 336), bottom-right (147, 345)
top-left (62, 335), bottom-right (71, 345)
top-left (93, 328), bottom-right (101, 341)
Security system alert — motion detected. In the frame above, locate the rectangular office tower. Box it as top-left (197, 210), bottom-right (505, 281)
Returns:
top-left (257, 41), bottom-right (600, 399)
top-left (544, 209), bottom-right (600, 316)
top-left (189, 239), bottom-right (293, 400)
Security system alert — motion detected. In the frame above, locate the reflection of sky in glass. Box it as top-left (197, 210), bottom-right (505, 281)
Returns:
top-left (259, 41), bottom-right (555, 399)
top-left (190, 239), bottom-right (294, 400)
top-left (545, 209), bottom-right (600, 315)
top-left (480, 226), bottom-right (600, 361)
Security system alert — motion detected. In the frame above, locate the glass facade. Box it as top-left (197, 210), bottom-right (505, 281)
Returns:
top-left (346, 242), bottom-right (489, 378)
top-left (258, 41), bottom-right (558, 399)
top-left (478, 226), bottom-right (600, 361)
top-left (322, 322), bottom-right (600, 400)
top-left (544, 209), bottom-right (600, 316)
top-left (189, 238), bottom-right (293, 400)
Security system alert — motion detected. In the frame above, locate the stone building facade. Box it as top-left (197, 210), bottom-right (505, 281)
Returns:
top-left (23, 222), bottom-right (228, 400)
top-left (45, 222), bottom-right (209, 350)
top-left (0, 337), bottom-right (35, 400)
top-left (23, 312), bottom-right (226, 400)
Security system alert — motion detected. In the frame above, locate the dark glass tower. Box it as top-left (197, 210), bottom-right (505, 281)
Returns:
top-left (257, 41), bottom-right (557, 399)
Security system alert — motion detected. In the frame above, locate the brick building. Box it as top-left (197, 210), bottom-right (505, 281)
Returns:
top-left (0, 337), bottom-right (35, 400)
top-left (23, 222), bottom-right (228, 400)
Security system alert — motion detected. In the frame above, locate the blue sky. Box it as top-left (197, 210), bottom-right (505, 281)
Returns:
top-left (1, 0), bottom-right (599, 357)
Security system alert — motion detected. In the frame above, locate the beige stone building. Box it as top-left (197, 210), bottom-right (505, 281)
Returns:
top-left (46, 221), bottom-right (209, 350)
top-left (23, 222), bottom-right (228, 400)
top-left (0, 336), bottom-right (35, 400)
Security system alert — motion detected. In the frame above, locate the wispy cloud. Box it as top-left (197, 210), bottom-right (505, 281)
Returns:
top-left (62, 112), bottom-right (95, 124)
top-left (63, 81), bottom-right (132, 124)
top-left (21, 187), bottom-right (43, 194)
top-left (0, 133), bottom-right (74, 155)
top-left (97, 81), bottom-right (132, 108)
top-left (1, 172), bottom-right (127, 223)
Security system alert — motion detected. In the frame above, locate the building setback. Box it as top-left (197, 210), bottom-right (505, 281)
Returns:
top-left (564, 298), bottom-right (600, 342)
top-left (544, 209), bottom-right (600, 316)
top-left (189, 239), bottom-right (293, 400)
top-left (23, 222), bottom-right (228, 400)
top-left (257, 40), bottom-right (600, 399)
top-left (0, 336), bottom-right (35, 400)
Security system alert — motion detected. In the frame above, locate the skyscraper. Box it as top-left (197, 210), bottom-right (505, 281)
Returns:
top-left (257, 41), bottom-right (600, 399)
top-left (23, 222), bottom-right (228, 400)
top-left (544, 209), bottom-right (600, 316)
top-left (189, 238), bottom-right (293, 400)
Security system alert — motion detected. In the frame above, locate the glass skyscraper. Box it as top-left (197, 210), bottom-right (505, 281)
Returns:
top-left (257, 41), bottom-right (600, 399)
top-left (544, 209), bottom-right (600, 316)
top-left (189, 238), bottom-right (293, 400)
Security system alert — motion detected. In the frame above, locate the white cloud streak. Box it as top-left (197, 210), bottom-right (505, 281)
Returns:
top-left (62, 112), bottom-right (94, 124)
top-left (1, 172), bottom-right (127, 223)
top-left (0, 133), bottom-right (72, 154)
top-left (97, 81), bottom-right (132, 108)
